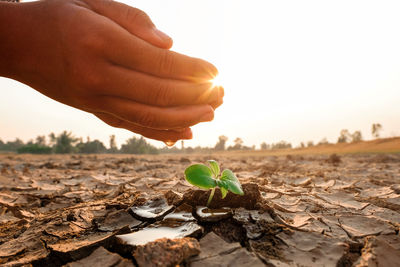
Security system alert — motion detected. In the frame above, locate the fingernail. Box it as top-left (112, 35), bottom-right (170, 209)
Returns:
top-left (200, 110), bottom-right (214, 122)
top-left (154, 28), bottom-right (172, 43)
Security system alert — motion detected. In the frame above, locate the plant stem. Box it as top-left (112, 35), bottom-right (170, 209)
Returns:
top-left (207, 188), bottom-right (216, 207)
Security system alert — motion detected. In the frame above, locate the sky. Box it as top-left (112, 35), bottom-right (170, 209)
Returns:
top-left (1, 0), bottom-right (400, 148)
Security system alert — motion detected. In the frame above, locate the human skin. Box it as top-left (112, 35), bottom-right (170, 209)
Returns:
top-left (0, 0), bottom-right (223, 143)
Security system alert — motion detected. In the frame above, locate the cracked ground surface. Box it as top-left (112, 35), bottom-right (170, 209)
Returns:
top-left (0, 153), bottom-right (399, 266)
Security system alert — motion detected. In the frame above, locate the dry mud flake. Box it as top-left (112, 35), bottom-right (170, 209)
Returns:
top-left (98, 209), bottom-right (142, 232)
top-left (64, 246), bottom-right (133, 267)
top-left (315, 191), bottom-right (369, 210)
top-left (0, 230), bottom-right (49, 266)
top-left (354, 236), bottom-right (400, 267)
top-left (190, 232), bottom-right (264, 267)
top-left (338, 215), bottom-right (396, 238)
top-left (134, 237), bottom-right (200, 267)
top-left (274, 231), bottom-right (347, 266)
top-left (48, 232), bottom-right (116, 264)
top-left (183, 183), bottom-right (261, 209)
top-left (164, 190), bottom-right (184, 206)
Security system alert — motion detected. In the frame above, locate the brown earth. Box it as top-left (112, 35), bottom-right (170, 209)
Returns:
top-left (221, 137), bottom-right (400, 156)
top-left (0, 152), bottom-right (399, 266)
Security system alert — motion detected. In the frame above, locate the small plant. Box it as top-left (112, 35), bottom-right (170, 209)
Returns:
top-left (184, 160), bottom-right (244, 206)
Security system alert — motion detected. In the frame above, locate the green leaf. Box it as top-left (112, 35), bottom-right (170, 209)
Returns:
top-left (220, 187), bottom-right (228, 199)
top-left (207, 160), bottom-right (220, 178)
top-left (219, 169), bottom-right (244, 195)
top-left (185, 164), bottom-right (217, 189)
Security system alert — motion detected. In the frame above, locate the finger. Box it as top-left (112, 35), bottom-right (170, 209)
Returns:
top-left (210, 98), bottom-right (224, 110)
top-left (100, 23), bottom-right (218, 82)
top-left (86, 0), bottom-right (172, 49)
top-left (100, 64), bottom-right (224, 107)
top-left (94, 112), bottom-right (193, 142)
top-left (95, 96), bottom-right (214, 129)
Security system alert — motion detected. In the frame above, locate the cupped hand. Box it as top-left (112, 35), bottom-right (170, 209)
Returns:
top-left (2, 0), bottom-right (223, 143)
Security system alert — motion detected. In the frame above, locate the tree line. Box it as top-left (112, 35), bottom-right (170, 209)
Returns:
top-left (0, 123), bottom-right (385, 154)
top-left (0, 131), bottom-right (158, 155)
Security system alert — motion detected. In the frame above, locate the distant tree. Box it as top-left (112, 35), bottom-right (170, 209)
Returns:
top-left (271, 140), bottom-right (292, 149)
top-left (17, 144), bottom-right (52, 154)
top-left (48, 132), bottom-right (56, 147)
top-left (307, 141), bottom-right (314, 147)
top-left (35, 135), bottom-right (46, 146)
top-left (337, 129), bottom-right (351, 143)
top-left (0, 138), bottom-right (25, 151)
top-left (26, 139), bottom-right (34, 145)
top-left (260, 142), bottom-right (269, 150)
top-left (233, 137), bottom-right (243, 150)
top-left (120, 136), bottom-right (158, 154)
top-left (54, 131), bottom-right (78, 154)
top-left (372, 123), bottom-right (382, 138)
top-left (300, 142), bottom-right (305, 148)
top-left (214, 135), bottom-right (228, 151)
top-left (351, 131), bottom-right (363, 143)
top-left (76, 139), bottom-right (106, 154)
top-left (317, 138), bottom-right (329, 146)
top-left (109, 135), bottom-right (118, 153)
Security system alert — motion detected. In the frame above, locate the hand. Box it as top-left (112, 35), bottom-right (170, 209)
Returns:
top-left (0, 0), bottom-right (223, 143)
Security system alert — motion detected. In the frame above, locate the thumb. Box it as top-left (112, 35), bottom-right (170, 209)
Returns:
top-left (85, 0), bottom-right (173, 49)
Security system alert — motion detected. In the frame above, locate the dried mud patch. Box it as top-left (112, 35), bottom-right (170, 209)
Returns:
top-left (0, 153), bottom-right (399, 266)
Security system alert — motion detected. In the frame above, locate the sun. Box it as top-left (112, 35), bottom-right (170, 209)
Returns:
top-left (211, 73), bottom-right (224, 87)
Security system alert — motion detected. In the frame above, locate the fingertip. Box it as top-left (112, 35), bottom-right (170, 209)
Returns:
top-left (153, 28), bottom-right (173, 49)
top-left (193, 59), bottom-right (218, 81)
top-left (199, 105), bottom-right (214, 122)
top-left (185, 128), bottom-right (193, 139)
top-left (211, 99), bottom-right (223, 110)
top-left (208, 62), bottom-right (219, 78)
top-left (206, 63), bottom-right (219, 81)
top-left (218, 86), bottom-right (225, 98)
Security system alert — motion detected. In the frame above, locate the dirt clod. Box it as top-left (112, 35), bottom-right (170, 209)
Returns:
top-left (134, 237), bottom-right (200, 267)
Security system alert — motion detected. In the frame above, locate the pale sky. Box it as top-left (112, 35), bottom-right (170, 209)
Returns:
top-left (1, 0), bottom-right (400, 148)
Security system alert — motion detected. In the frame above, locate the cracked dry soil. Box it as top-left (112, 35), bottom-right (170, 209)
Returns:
top-left (0, 153), bottom-right (399, 266)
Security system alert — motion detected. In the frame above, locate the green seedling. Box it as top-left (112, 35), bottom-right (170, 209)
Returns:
top-left (184, 160), bottom-right (244, 206)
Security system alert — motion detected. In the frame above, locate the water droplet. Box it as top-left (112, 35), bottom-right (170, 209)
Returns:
top-left (165, 141), bottom-right (176, 147)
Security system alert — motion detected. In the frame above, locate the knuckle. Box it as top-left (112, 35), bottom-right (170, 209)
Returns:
top-left (157, 51), bottom-right (176, 74)
top-left (80, 30), bottom-right (106, 51)
top-left (80, 70), bottom-right (103, 90)
top-left (126, 7), bottom-right (153, 27)
top-left (153, 82), bottom-right (173, 106)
